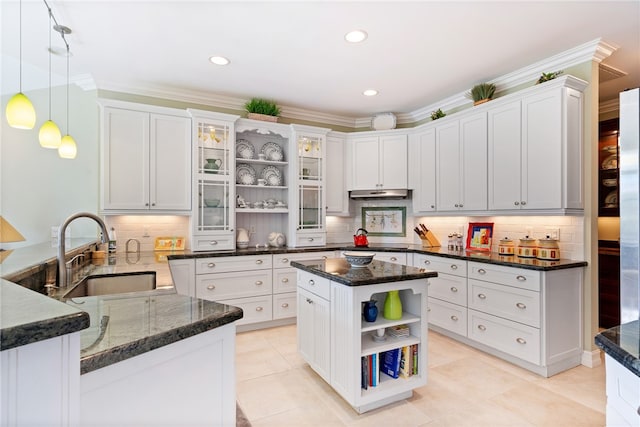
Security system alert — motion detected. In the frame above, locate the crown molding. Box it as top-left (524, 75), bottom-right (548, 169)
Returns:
top-left (599, 98), bottom-right (619, 115)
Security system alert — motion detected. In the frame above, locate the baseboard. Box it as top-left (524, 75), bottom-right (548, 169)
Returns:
top-left (581, 349), bottom-right (602, 368)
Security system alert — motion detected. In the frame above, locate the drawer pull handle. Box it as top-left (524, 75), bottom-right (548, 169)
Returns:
top-left (207, 285), bottom-right (215, 290)
top-left (478, 268), bottom-right (486, 275)
top-left (450, 315), bottom-right (459, 321)
top-left (516, 302), bottom-right (527, 309)
top-left (207, 262), bottom-right (215, 268)
top-left (514, 201), bottom-right (520, 206)
top-left (209, 241), bottom-right (218, 245)
top-left (256, 306), bottom-right (263, 312)
top-left (322, 256), bottom-right (328, 259)
top-left (282, 278), bottom-right (289, 283)
top-left (477, 324), bottom-right (487, 331)
top-left (390, 257), bottom-right (397, 261)
top-left (521, 201), bottom-right (527, 206)
top-left (450, 264), bottom-right (458, 270)
top-left (427, 307), bottom-right (431, 312)
top-left (478, 293), bottom-right (487, 300)
top-left (516, 275), bottom-right (526, 281)
top-left (255, 280), bottom-right (263, 285)
top-left (450, 287), bottom-right (458, 293)
top-left (516, 337), bottom-right (527, 344)
top-left (256, 259), bottom-right (263, 264)
top-left (281, 303), bottom-right (289, 308)
top-left (309, 279), bottom-right (315, 286)
top-left (306, 298), bottom-right (313, 304)
top-left (424, 260), bottom-right (431, 265)
top-left (308, 238), bottom-right (314, 242)
top-left (281, 258), bottom-right (289, 263)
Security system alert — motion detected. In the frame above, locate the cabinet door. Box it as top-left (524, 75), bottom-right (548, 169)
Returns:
top-left (409, 128), bottom-right (436, 212)
top-left (521, 88), bottom-right (563, 209)
top-left (460, 113), bottom-right (488, 211)
top-left (102, 108), bottom-right (149, 209)
top-left (436, 121), bottom-right (461, 210)
top-left (351, 137), bottom-right (380, 190)
top-left (379, 134), bottom-right (408, 189)
top-left (326, 135), bottom-right (349, 214)
top-left (488, 101), bottom-right (522, 210)
top-left (150, 114), bottom-right (191, 210)
top-left (297, 287), bottom-right (331, 382)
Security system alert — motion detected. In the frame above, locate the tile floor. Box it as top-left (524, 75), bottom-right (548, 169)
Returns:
top-left (236, 325), bottom-right (606, 426)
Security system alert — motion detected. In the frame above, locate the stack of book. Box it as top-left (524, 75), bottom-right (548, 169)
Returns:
top-left (361, 344), bottom-right (420, 390)
top-left (387, 324), bottom-right (410, 338)
top-left (399, 344), bottom-right (419, 378)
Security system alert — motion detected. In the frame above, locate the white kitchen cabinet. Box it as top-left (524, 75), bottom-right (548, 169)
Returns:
top-left (604, 354), bottom-right (640, 427)
top-left (100, 101), bottom-right (191, 212)
top-left (326, 132), bottom-right (350, 215)
top-left (188, 109), bottom-right (240, 251)
top-left (371, 252), bottom-right (407, 265)
top-left (435, 113), bottom-right (487, 212)
top-left (488, 77), bottom-right (585, 212)
top-left (349, 133), bottom-right (408, 190)
top-left (408, 127), bottom-right (436, 212)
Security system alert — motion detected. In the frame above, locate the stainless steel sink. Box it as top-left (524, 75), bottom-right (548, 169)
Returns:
top-left (62, 271), bottom-right (157, 299)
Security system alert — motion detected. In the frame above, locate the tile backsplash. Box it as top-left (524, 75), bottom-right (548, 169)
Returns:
top-left (104, 215), bottom-right (190, 253)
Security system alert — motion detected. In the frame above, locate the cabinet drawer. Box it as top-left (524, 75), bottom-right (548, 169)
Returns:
top-left (468, 309), bottom-right (540, 365)
top-left (192, 236), bottom-right (235, 251)
top-left (297, 270), bottom-right (330, 300)
top-left (195, 255), bottom-right (272, 274)
top-left (196, 270), bottom-right (272, 300)
top-left (273, 292), bottom-right (297, 320)
top-left (428, 273), bottom-right (467, 306)
top-left (372, 252), bottom-right (407, 265)
top-left (468, 261), bottom-right (540, 291)
top-left (295, 233), bottom-right (326, 247)
top-left (273, 251), bottom-right (335, 268)
top-left (428, 297), bottom-right (467, 336)
top-left (220, 295), bottom-right (272, 326)
top-left (273, 268), bottom-right (297, 294)
top-left (468, 279), bottom-right (540, 327)
top-left (414, 254), bottom-right (467, 277)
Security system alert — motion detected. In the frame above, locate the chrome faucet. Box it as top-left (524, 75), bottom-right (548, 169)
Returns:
top-left (57, 212), bottom-right (110, 287)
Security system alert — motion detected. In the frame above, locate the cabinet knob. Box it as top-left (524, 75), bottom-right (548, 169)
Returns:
top-left (308, 238), bottom-right (314, 242)
top-left (450, 315), bottom-right (459, 321)
top-left (309, 279), bottom-right (315, 286)
top-left (145, 203), bottom-right (149, 206)
top-left (256, 259), bottom-right (263, 264)
top-left (477, 324), bottom-right (487, 331)
top-left (516, 337), bottom-right (527, 345)
top-left (207, 285), bottom-right (215, 290)
top-left (521, 201), bottom-right (527, 206)
top-left (281, 258), bottom-right (289, 263)
top-left (514, 201), bottom-right (520, 206)
top-left (450, 264), bottom-right (458, 270)
top-left (459, 204), bottom-right (463, 208)
top-left (478, 268), bottom-right (486, 275)
top-left (516, 275), bottom-right (526, 281)
top-left (424, 260), bottom-right (431, 265)
top-left (207, 262), bottom-right (215, 268)
top-left (282, 278), bottom-right (289, 283)
top-left (281, 303), bottom-right (289, 308)
top-left (516, 302), bottom-right (527, 309)
top-left (322, 256), bottom-right (328, 259)
top-left (390, 257), bottom-right (397, 261)
top-left (209, 241), bottom-right (218, 245)
top-left (255, 280), bottom-right (263, 285)
top-left (151, 203), bottom-right (156, 206)
top-left (306, 298), bottom-right (313, 304)
top-left (430, 205), bottom-right (435, 209)
top-left (454, 204), bottom-right (459, 208)
top-left (256, 306), bottom-right (263, 312)
top-left (478, 293), bottom-right (487, 300)
top-left (450, 287), bottom-right (458, 293)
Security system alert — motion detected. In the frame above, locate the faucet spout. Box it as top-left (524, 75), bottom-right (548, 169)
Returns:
top-left (57, 212), bottom-right (110, 287)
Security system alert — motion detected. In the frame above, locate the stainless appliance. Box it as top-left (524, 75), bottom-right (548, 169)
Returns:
top-left (349, 189), bottom-right (408, 199)
top-left (619, 88), bottom-right (640, 323)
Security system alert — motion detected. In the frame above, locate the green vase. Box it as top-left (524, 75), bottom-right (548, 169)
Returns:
top-left (383, 290), bottom-right (402, 320)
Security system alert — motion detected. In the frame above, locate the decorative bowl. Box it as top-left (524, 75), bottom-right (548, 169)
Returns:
top-left (343, 251), bottom-right (375, 268)
top-left (204, 199), bottom-right (220, 207)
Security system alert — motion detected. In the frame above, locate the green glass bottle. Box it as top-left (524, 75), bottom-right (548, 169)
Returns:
top-left (383, 290), bottom-right (402, 320)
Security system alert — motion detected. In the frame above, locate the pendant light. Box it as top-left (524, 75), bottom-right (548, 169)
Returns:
top-left (39, 5), bottom-right (61, 148)
top-left (5, 0), bottom-right (36, 129)
top-left (58, 43), bottom-right (77, 159)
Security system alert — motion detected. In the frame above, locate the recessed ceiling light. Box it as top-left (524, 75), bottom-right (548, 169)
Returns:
top-left (363, 89), bottom-right (378, 97)
top-left (345, 30), bottom-right (368, 43)
top-left (209, 56), bottom-right (230, 66)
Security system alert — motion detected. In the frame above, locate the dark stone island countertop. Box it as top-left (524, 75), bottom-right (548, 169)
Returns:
top-left (595, 320), bottom-right (640, 378)
top-left (291, 258), bottom-right (438, 286)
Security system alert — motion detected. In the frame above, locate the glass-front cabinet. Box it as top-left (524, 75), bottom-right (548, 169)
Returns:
top-left (289, 125), bottom-right (330, 247)
top-left (188, 109), bottom-right (240, 251)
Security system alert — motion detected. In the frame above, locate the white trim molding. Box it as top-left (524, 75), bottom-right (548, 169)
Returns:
top-left (581, 349), bottom-right (603, 368)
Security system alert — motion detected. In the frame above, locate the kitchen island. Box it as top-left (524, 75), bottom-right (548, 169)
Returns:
top-left (291, 257), bottom-right (437, 413)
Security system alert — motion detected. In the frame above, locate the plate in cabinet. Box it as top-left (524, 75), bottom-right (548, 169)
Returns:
top-left (236, 163), bottom-right (257, 185)
top-left (260, 142), bottom-right (284, 161)
top-left (236, 139), bottom-right (255, 159)
top-left (261, 165), bottom-right (282, 186)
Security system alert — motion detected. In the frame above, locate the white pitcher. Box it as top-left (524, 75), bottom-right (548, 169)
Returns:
top-left (237, 228), bottom-right (249, 249)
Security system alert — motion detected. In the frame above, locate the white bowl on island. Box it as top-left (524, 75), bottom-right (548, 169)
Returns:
top-left (343, 251), bottom-right (375, 268)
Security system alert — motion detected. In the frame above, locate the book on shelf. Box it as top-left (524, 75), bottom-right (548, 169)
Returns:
top-left (399, 346), bottom-right (411, 378)
top-left (412, 344), bottom-right (418, 375)
top-left (387, 324), bottom-right (410, 338)
top-left (361, 356), bottom-right (368, 390)
top-left (381, 348), bottom-right (402, 379)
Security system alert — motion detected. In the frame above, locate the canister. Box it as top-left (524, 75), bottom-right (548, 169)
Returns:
top-left (498, 238), bottom-right (515, 256)
top-left (537, 236), bottom-right (560, 261)
top-left (517, 236), bottom-right (537, 258)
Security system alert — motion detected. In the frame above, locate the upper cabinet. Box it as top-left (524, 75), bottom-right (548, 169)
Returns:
top-left (408, 128), bottom-right (436, 212)
top-left (488, 78), bottom-right (585, 212)
top-left (325, 132), bottom-right (350, 216)
top-left (100, 100), bottom-right (191, 212)
top-left (349, 133), bottom-right (408, 190)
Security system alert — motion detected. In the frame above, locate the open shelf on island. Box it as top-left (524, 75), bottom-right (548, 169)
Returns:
top-left (360, 332), bottom-right (420, 356)
top-left (361, 312), bottom-right (420, 333)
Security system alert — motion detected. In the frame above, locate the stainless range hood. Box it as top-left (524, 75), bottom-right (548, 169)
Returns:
top-left (349, 189), bottom-right (409, 200)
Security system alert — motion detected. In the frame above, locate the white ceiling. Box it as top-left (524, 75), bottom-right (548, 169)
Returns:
top-left (2, 1), bottom-right (639, 123)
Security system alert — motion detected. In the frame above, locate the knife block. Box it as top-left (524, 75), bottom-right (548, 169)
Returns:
top-left (419, 231), bottom-right (441, 248)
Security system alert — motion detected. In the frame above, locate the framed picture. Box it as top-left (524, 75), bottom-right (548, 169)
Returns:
top-left (362, 207), bottom-right (406, 237)
top-left (466, 222), bottom-right (494, 251)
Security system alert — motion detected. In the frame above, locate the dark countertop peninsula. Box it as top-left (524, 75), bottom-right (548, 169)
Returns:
top-left (595, 320), bottom-right (640, 378)
top-left (290, 258), bottom-right (437, 286)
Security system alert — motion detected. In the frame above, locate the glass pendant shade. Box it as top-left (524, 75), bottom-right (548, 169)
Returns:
top-left (6, 92), bottom-right (36, 129)
top-left (39, 120), bottom-right (62, 148)
top-left (58, 134), bottom-right (77, 159)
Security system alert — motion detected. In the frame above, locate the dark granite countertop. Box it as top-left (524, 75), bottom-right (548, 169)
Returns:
top-left (291, 258), bottom-right (437, 286)
top-left (595, 320), bottom-right (640, 378)
top-left (0, 279), bottom-right (90, 351)
top-left (168, 242), bottom-right (587, 272)
top-left (71, 290), bottom-right (243, 374)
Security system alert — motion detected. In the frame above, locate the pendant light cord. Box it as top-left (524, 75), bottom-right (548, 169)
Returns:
top-left (18, 0), bottom-right (22, 92)
top-left (47, 6), bottom-right (52, 119)
top-left (66, 44), bottom-right (69, 133)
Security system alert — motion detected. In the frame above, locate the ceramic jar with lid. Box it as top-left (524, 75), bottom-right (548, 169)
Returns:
top-left (498, 238), bottom-right (515, 256)
top-left (517, 236), bottom-right (538, 258)
top-left (537, 236), bottom-right (560, 261)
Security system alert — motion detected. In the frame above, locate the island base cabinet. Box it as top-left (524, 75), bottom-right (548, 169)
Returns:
top-left (80, 323), bottom-right (236, 427)
top-left (604, 354), bottom-right (640, 427)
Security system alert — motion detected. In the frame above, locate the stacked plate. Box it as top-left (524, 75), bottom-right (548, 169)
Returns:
top-left (236, 164), bottom-right (257, 185)
top-left (260, 142), bottom-right (284, 161)
top-left (236, 139), bottom-right (255, 159)
top-left (261, 166), bottom-right (282, 186)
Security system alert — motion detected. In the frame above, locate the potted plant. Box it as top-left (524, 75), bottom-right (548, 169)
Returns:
top-left (244, 98), bottom-right (281, 122)
top-left (430, 108), bottom-right (446, 121)
top-left (536, 70), bottom-right (563, 84)
top-left (467, 83), bottom-right (496, 106)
